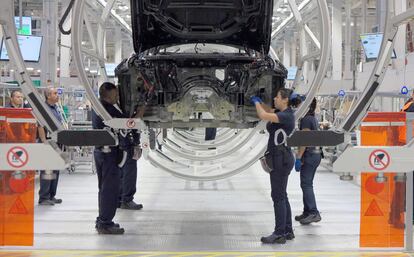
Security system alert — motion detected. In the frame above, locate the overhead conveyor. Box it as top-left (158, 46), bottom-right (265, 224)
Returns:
top-left (2, 0), bottom-right (344, 179)
top-left (67, 0), bottom-right (339, 181)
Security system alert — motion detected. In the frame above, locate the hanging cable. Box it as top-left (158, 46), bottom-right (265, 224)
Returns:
top-left (59, 0), bottom-right (75, 35)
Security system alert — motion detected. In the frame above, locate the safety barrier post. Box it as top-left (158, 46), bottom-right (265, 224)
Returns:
top-left (359, 112), bottom-right (413, 250)
top-left (0, 108), bottom-right (36, 246)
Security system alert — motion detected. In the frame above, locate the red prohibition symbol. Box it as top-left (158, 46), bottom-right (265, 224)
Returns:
top-left (7, 146), bottom-right (29, 168)
top-left (368, 149), bottom-right (390, 171)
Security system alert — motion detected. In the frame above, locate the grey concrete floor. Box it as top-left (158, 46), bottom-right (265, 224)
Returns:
top-left (17, 160), bottom-right (363, 251)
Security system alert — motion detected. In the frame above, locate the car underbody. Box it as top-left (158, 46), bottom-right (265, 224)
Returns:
top-left (117, 48), bottom-right (287, 128)
top-left (116, 0), bottom-right (284, 129)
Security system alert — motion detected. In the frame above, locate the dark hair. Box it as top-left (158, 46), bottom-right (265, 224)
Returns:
top-left (10, 90), bottom-right (21, 98)
top-left (99, 82), bottom-right (117, 99)
top-left (307, 98), bottom-right (317, 116)
top-left (277, 88), bottom-right (302, 108)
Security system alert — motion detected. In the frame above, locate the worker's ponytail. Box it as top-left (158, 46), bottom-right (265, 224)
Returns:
top-left (277, 88), bottom-right (302, 108)
top-left (306, 98), bottom-right (317, 116)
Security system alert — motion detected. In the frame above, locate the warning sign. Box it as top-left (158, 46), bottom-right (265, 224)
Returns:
top-left (6, 146), bottom-right (29, 168)
top-left (126, 119), bottom-right (135, 129)
top-left (369, 149), bottom-right (390, 171)
top-left (364, 199), bottom-right (384, 216)
top-left (9, 196), bottom-right (28, 215)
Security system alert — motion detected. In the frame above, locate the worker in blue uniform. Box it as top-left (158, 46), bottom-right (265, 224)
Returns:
top-left (119, 129), bottom-right (143, 210)
top-left (38, 87), bottom-right (63, 206)
top-left (92, 82), bottom-right (125, 234)
top-left (251, 88), bottom-right (301, 244)
top-left (294, 98), bottom-right (322, 225)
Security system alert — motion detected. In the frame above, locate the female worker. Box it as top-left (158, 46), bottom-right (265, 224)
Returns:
top-left (251, 88), bottom-right (301, 244)
top-left (294, 98), bottom-right (322, 225)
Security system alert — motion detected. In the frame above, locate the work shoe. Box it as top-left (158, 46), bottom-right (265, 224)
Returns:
top-left (96, 225), bottom-right (125, 235)
top-left (260, 233), bottom-right (286, 244)
top-left (50, 197), bottom-right (62, 204)
top-left (39, 199), bottom-right (55, 206)
top-left (95, 222), bottom-right (120, 229)
top-left (300, 213), bottom-right (321, 225)
top-left (295, 213), bottom-right (308, 221)
top-left (120, 201), bottom-right (143, 210)
top-left (285, 231), bottom-right (295, 240)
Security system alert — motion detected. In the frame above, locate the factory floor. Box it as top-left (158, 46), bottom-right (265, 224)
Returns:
top-left (1, 160), bottom-right (412, 257)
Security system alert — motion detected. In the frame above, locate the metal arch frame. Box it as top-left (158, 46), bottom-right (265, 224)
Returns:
top-left (271, 0), bottom-right (313, 40)
top-left (290, 0), bottom-right (331, 122)
top-left (145, 130), bottom-right (269, 181)
top-left (273, 0), bottom-right (321, 93)
top-left (186, 127), bottom-right (231, 136)
top-left (338, 2), bottom-right (414, 132)
top-left (72, 0), bottom-right (112, 122)
top-left (172, 129), bottom-right (246, 149)
top-left (0, 0), bottom-right (62, 134)
top-left (286, 0), bottom-right (321, 50)
top-left (175, 128), bottom-right (233, 143)
top-left (71, 0), bottom-right (146, 131)
top-left (96, 0), bottom-right (116, 82)
top-left (271, 0), bottom-right (331, 122)
top-left (162, 123), bottom-right (265, 162)
top-left (146, 0), bottom-right (331, 181)
top-left (70, 0), bottom-right (332, 181)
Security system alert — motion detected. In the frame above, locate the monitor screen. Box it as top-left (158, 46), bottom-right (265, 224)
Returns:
top-left (15, 16), bottom-right (32, 35)
top-left (287, 66), bottom-right (298, 80)
top-left (360, 33), bottom-right (396, 60)
top-left (0, 35), bottom-right (42, 62)
top-left (105, 63), bottom-right (117, 77)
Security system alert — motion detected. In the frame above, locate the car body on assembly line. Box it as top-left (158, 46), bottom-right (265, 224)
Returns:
top-left (116, 0), bottom-right (286, 129)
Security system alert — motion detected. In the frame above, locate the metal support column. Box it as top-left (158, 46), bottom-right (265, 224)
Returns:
top-left (405, 112), bottom-right (414, 251)
top-left (332, 0), bottom-right (343, 81)
top-left (283, 36), bottom-right (292, 67)
top-left (344, 0), bottom-right (353, 79)
top-left (40, 0), bottom-right (58, 87)
top-left (405, 171), bottom-right (413, 251)
top-left (394, 0), bottom-right (407, 71)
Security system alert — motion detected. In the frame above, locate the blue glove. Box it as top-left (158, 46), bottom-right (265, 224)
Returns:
top-left (295, 158), bottom-right (302, 172)
top-left (250, 96), bottom-right (263, 105)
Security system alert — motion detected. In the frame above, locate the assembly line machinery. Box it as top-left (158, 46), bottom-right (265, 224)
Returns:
top-left (0, 0), bottom-right (413, 182)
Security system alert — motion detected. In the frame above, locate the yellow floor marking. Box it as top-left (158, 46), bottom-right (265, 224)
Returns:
top-left (0, 251), bottom-right (413, 257)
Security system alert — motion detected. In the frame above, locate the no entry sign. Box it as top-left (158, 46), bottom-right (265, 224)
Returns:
top-left (369, 149), bottom-right (390, 171)
top-left (7, 146), bottom-right (29, 168)
top-left (126, 119), bottom-right (135, 128)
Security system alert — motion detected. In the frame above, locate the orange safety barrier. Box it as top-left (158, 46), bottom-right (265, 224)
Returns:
top-left (0, 108), bottom-right (36, 246)
top-left (360, 112), bottom-right (407, 247)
